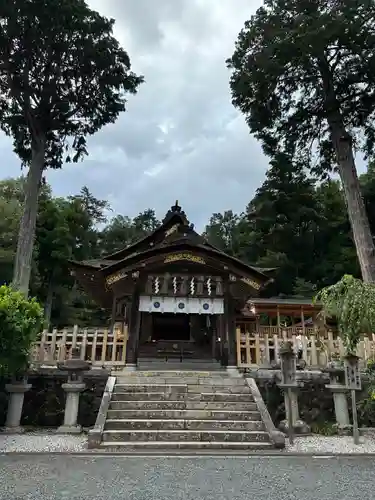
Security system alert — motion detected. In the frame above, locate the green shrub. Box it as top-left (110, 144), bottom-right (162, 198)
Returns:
top-left (0, 285), bottom-right (43, 378)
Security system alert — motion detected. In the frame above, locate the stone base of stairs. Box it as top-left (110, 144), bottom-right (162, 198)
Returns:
top-left (99, 441), bottom-right (273, 451)
top-left (89, 369), bottom-right (284, 451)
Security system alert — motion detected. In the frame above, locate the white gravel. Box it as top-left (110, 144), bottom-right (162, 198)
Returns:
top-left (0, 431), bottom-right (87, 452)
top-left (2, 431), bottom-right (375, 453)
top-left (286, 433), bottom-right (375, 454)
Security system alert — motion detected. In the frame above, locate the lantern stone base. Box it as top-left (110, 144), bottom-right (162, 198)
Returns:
top-left (57, 424), bottom-right (83, 434)
top-left (279, 419), bottom-right (311, 435)
top-left (333, 423), bottom-right (352, 436)
top-left (2, 426), bottom-right (26, 434)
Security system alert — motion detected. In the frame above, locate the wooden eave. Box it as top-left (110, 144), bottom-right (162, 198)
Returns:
top-left (101, 241), bottom-right (271, 286)
top-left (240, 297), bottom-right (322, 317)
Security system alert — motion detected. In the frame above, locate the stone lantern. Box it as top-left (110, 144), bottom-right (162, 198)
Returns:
top-left (277, 341), bottom-right (310, 441)
top-left (323, 360), bottom-right (351, 434)
top-left (57, 349), bottom-right (90, 434)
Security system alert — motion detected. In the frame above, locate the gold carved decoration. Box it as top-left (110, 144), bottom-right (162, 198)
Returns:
top-left (164, 253), bottom-right (206, 264)
top-left (241, 277), bottom-right (261, 290)
top-left (106, 269), bottom-right (128, 286)
top-left (165, 224), bottom-right (179, 238)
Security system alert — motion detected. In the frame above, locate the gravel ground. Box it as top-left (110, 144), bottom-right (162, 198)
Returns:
top-left (0, 431), bottom-right (87, 453)
top-left (2, 431), bottom-right (375, 454)
top-left (1, 455), bottom-right (375, 500)
top-left (286, 434), bottom-right (375, 454)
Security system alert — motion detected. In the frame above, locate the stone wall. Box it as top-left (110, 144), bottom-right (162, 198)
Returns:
top-left (247, 369), bottom-right (370, 430)
top-left (0, 369), bottom-right (108, 428)
top-left (1, 368), bottom-right (374, 431)
top-left (255, 377), bottom-right (335, 427)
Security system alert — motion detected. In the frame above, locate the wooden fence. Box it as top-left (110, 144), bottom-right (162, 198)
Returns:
top-left (30, 324), bottom-right (375, 369)
top-left (236, 328), bottom-right (375, 368)
top-left (29, 325), bottom-right (128, 368)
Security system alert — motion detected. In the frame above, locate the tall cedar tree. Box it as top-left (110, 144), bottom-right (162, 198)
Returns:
top-left (0, 0), bottom-right (143, 295)
top-left (227, 0), bottom-right (375, 282)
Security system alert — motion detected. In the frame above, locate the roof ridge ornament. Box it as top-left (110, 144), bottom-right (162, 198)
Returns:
top-left (162, 200), bottom-right (189, 224)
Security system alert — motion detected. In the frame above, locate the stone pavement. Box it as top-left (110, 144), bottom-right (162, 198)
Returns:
top-left (0, 455), bottom-right (374, 500)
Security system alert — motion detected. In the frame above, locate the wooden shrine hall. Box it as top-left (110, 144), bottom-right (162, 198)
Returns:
top-left (69, 202), bottom-right (316, 368)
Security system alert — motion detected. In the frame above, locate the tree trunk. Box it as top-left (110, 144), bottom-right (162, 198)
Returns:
top-left (12, 140), bottom-right (45, 296)
top-left (44, 275), bottom-right (54, 330)
top-left (318, 57), bottom-right (375, 283)
top-left (330, 126), bottom-right (375, 283)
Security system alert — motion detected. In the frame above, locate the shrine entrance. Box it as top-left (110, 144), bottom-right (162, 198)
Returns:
top-left (152, 312), bottom-right (190, 341)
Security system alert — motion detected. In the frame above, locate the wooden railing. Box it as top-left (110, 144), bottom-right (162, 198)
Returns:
top-left (236, 327), bottom-right (375, 368)
top-left (30, 324), bottom-right (375, 369)
top-left (29, 325), bottom-right (128, 368)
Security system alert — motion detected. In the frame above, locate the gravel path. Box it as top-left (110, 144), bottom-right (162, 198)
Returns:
top-left (2, 431), bottom-right (375, 454)
top-left (1, 455), bottom-right (375, 500)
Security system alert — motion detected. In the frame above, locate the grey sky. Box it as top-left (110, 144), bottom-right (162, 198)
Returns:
top-left (0, 0), bottom-right (366, 230)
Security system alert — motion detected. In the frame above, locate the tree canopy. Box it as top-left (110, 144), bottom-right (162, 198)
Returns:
top-left (227, 0), bottom-right (375, 282)
top-left (0, 0), bottom-right (143, 294)
top-left (2, 156), bottom-right (375, 328)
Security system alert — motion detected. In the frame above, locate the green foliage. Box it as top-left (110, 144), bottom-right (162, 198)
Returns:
top-left (0, 285), bottom-right (43, 376)
top-left (227, 0), bottom-right (375, 282)
top-left (99, 209), bottom-right (160, 255)
top-left (310, 422), bottom-right (337, 436)
top-left (227, 0), bottom-right (375, 169)
top-left (314, 275), bottom-right (375, 354)
top-left (0, 0), bottom-right (144, 167)
top-left (357, 359), bottom-right (375, 427)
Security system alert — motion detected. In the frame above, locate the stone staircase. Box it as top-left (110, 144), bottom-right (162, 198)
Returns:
top-left (89, 369), bottom-right (283, 451)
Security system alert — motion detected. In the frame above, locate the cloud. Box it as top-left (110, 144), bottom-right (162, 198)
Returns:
top-left (0, 0), bottom-right (272, 230)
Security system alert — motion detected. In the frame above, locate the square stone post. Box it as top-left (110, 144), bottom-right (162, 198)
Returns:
top-left (4, 382), bottom-right (31, 433)
top-left (278, 341), bottom-right (310, 436)
top-left (324, 365), bottom-right (351, 434)
top-left (279, 387), bottom-right (310, 434)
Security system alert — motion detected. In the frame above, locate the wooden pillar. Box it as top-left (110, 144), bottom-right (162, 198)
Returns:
top-left (301, 307), bottom-right (305, 336)
top-left (224, 281), bottom-right (237, 368)
top-left (276, 305), bottom-right (281, 337)
top-left (109, 294), bottom-right (117, 334)
top-left (125, 282), bottom-right (142, 367)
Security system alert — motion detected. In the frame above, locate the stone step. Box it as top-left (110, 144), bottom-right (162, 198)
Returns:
top-left (113, 384), bottom-right (188, 393)
top-left (118, 371), bottom-right (228, 378)
top-left (112, 392), bottom-right (254, 402)
top-left (137, 366), bottom-right (225, 372)
top-left (99, 441), bottom-right (273, 450)
top-left (109, 401), bottom-right (259, 411)
top-left (106, 409), bottom-right (261, 420)
top-left (116, 377), bottom-right (243, 385)
top-left (104, 419), bottom-right (264, 431)
top-left (114, 380), bottom-right (251, 392)
top-left (102, 429), bottom-right (269, 443)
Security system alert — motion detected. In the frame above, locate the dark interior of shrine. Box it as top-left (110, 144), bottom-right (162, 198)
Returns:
top-left (151, 312), bottom-right (191, 341)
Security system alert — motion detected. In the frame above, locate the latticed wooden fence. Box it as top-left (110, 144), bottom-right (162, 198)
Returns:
top-left (236, 325), bottom-right (375, 368)
top-left (29, 324), bottom-right (375, 369)
top-left (29, 325), bottom-right (128, 368)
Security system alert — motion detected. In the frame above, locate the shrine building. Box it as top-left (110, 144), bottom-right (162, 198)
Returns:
top-left (69, 202), bottom-right (321, 369)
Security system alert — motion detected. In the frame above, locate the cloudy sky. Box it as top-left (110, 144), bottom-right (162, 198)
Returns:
top-left (0, 0), bottom-right (364, 230)
top-left (0, 0), bottom-right (272, 229)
